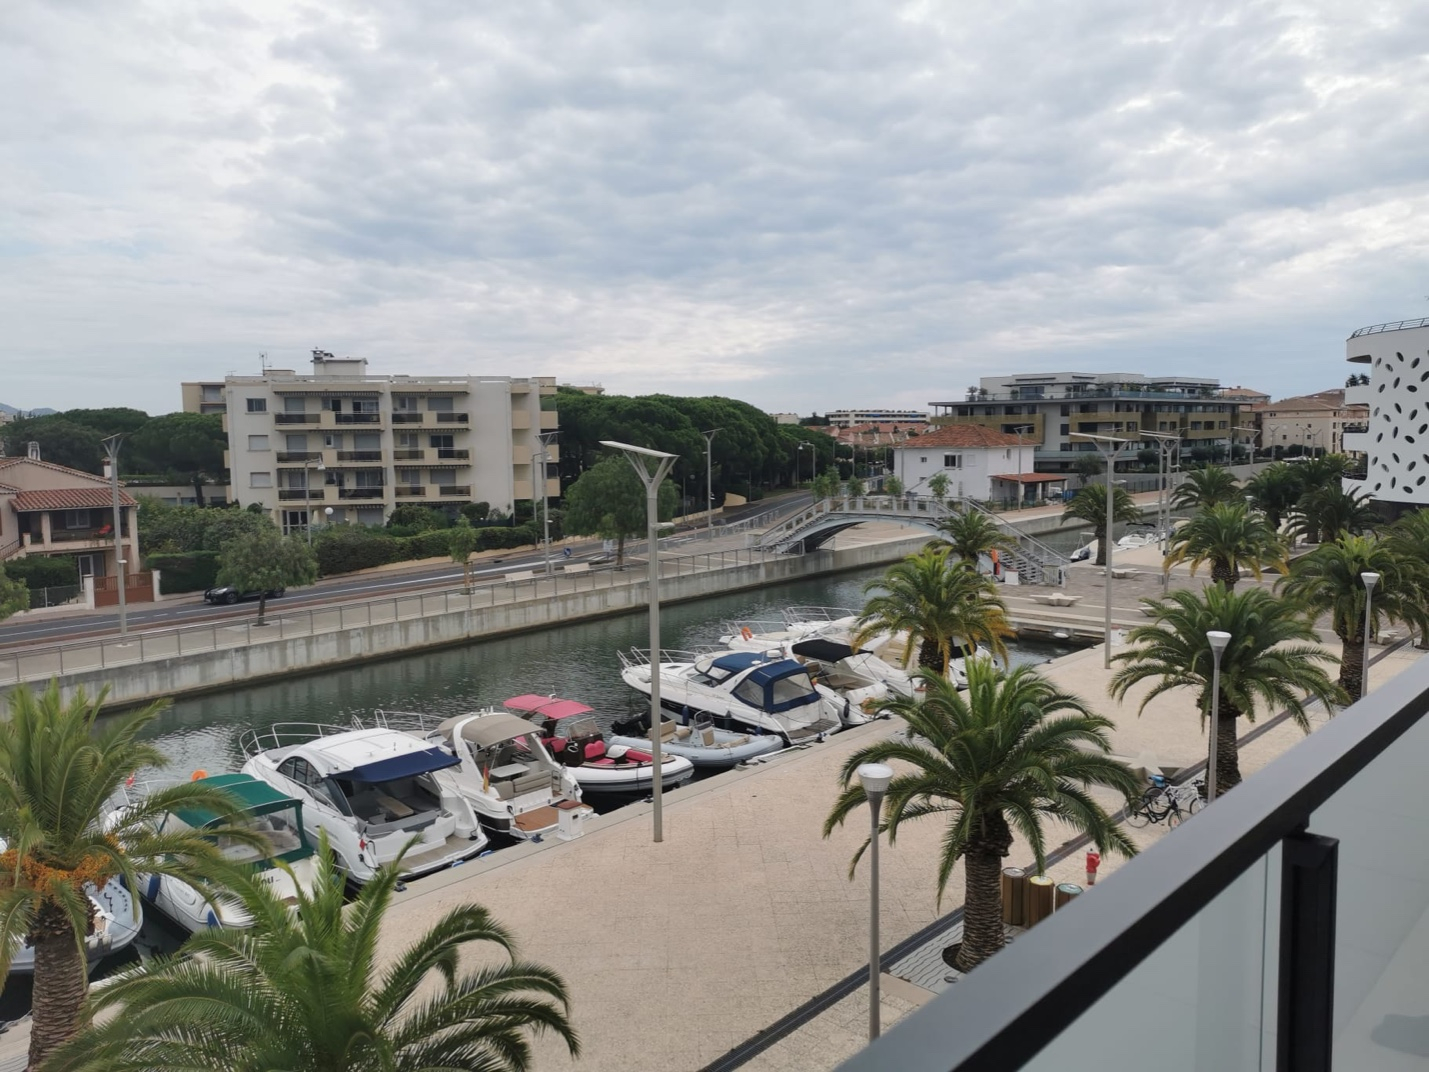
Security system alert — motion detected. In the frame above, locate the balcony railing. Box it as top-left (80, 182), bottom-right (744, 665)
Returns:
top-left (335, 450), bottom-right (383, 462)
top-left (337, 487), bottom-right (384, 500)
top-left (275, 413), bottom-right (321, 425)
top-left (435, 448), bottom-right (470, 460)
top-left (394, 485), bottom-right (427, 497)
top-left (278, 489), bottom-right (327, 501)
top-left (431, 411), bottom-right (469, 423)
top-left (391, 412), bottom-right (424, 424)
top-left (276, 451), bottom-right (322, 463)
top-left (1350, 317), bottom-right (1429, 337)
top-left (843, 656), bottom-right (1429, 1072)
top-left (392, 448), bottom-right (425, 461)
top-left (45, 529), bottom-right (123, 544)
top-left (1342, 422), bottom-right (1369, 434)
top-left (335, 413), bottom-right (381, 424)
top-left (437, 485), bottom-right (471, 496)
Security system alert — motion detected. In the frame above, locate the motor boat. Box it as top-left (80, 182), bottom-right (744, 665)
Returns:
top-left (502, 694), bottom-right (695, 796)
top-left (122, 772), bottom-right (321, 933)
top-left (608, 710), bottom-right (785, 770)
top-left (240, 724), bottom-right (488, 885)
top-left (618, 648), bottom-right (868, 743)
top-left (379, 709), bottom-right (583, 842)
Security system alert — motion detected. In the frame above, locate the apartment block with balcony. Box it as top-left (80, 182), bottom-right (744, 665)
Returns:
top-left (1343, 318), bottom-right (1429, 506)
top-left (0, 453), bottom-right (139, 581)
top-left (210, 352), bottom-right (558, 533)
top-left (1256, 390), bottom-right (1367, 458)
top-left (827, 408), bottom-right (928, 428)
top-left (930, 371), bottom-right (1248, 473)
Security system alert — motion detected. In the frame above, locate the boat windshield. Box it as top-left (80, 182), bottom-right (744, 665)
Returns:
top-left (550, 715), bottom-right (601, 740)
top-left (214, 804), bottom-right (311, 865)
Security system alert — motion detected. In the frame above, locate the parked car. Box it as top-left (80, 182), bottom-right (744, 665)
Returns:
top-left (203, 585), bottom-right (285, 605)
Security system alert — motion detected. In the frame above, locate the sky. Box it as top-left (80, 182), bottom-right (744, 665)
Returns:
top-left (4, 0), bottom-right (1429, 416)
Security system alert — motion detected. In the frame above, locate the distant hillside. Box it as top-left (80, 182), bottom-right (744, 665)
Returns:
top-left (0, 403), bottom-right (57, 417)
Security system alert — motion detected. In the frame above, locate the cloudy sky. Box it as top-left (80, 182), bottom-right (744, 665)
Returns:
top-left (4, 0), bottom-right (1428, 415)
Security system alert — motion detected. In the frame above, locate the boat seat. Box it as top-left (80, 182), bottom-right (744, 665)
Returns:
top-left (723, 735), bottom-right (749, 748)
top-left (700, 728), bottom-right (716, 747)
top-left (674, 725), bottom-right (693, 741)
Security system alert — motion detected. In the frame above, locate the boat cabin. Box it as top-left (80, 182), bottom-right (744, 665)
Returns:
top-left (432, 712), bottom-right (564, 800)
top-left (164, 773), bottom-right (314, 868)
top-left (691, 652), bottom-right (825, 716)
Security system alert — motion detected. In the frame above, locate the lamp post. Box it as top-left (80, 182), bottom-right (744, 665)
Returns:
top-left (1070, 432), bottom-right (1133, 669)
top-left (1206, 630), bottom-right (1231, 802)
top-left (1011, 424), bottom-right (1034, 509)
top-left (702, 428), bottom-right (720, 541)
top-left (601, 439), bottom-right (679, 842)
top-left (858, 762), bottom-right (893, 1041)
top-left (797, 442), bottom-right (812, 490)
top-left (304, 460), bottom-right (327, 544)
top-left (1361, 571), bottom-right (1380, 699)
top-left (535, 432), bottom-right (559, 576)
top-left (1139, 431), bottom-right (1179, 586)
top-left (101, 434), bottom-right (128, 637)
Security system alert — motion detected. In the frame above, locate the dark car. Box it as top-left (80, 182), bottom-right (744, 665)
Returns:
top-left (203, 585), bottom-right (286, 605)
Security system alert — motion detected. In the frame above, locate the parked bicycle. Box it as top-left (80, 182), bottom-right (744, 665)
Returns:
top-left (1125, 775), bottom-right (1206, 828)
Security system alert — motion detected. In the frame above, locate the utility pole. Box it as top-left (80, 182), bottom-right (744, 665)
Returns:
top-left (702, 429), bottom-right (720, 540)
top-left (102, 435), bottom-right (128, 636)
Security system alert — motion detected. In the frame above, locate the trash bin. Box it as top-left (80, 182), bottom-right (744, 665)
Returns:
top-left (1026, 875), bottom-right (1055, 926)
top-left (1001, 867), bottom-right (1027, 926)
top-left (1054, 882), bottom-right (1084, 910)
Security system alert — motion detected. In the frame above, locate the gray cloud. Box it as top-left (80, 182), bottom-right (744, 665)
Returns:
top-left (3, 0), bottom-right (1429, 412)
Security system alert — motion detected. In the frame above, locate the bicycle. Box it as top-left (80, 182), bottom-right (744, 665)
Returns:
top-left (1125, 775), bottom-right (1205, 828)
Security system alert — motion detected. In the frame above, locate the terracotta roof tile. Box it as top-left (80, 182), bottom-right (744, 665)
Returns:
top-left (11, 488), bottom-right (136, 512)
top-left (898, 424), bottom-right (1025, 449)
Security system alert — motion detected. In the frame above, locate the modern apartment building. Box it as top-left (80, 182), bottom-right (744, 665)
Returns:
top-left (1255, 389), bottom-right (1367, 457)
top-left (826, 408), bottom-right (928, 428)
top-left (1343, 317), bottom-right (1429, 507)
top-left (189, 354), bottom-right (559, 533)
top-left (930, 371), bottom-right (1248, 474)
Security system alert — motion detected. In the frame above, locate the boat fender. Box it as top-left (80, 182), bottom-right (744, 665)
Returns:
top-left (205, 909), bottom-right (219, 929)
top-left (606, 744), bottom-right (630, 760)
top-left (741, 626), bottom-right (753, 640)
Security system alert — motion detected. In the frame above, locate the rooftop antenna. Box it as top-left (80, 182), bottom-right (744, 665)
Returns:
top-left (259, 352), bottom-right (270, 372)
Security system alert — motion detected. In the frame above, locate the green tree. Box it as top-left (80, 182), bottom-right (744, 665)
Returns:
top-left (811, 469), bottom-right (840, 501)
top-left (0, 417), bottom-right (105, 474)
top-left (852, 548), bottom-right (1011, 674)
top-left (845, 475), bottom-right (866, 498)
top-left (1385, 510), bottom-right (1429, 631)
top-left (1278, 534), bottom-right (1422, 700)
top-left (1072, 453), bottom-right (1105, 486)
top-left (562, 455), bottom-right (677, 568)
top-left (1061, 484), bottom-right (1141, 566)
top-left (1289, 485), bottom-right (1381, 545)
top-left (1111, 586), bottom-right (1346, 795)
top-left (450, 517), bottom-right (479, 592)
top-left (927, 471), bottom-right (951, 506)
top-left (935, 509), bottom-right (1015, 565)
top-left (0, 683), bottom-right (258, 1068)
top-left (58, 408), bottom-right (152, 438)
top-left (883, 475), bottom-right (905, 497)
top-left (127, 412), bottom-right (227, 504)
top-left (214, 529), bottom-right (319, 623)
top-left (1169, 465), bottom-right (1240, 511)
top-left (137, 499), bottom-right (275, 556)
top-left (1163, 501), bottom-right (1286, 590)
top-left (0, 570), bottom-right (27, 622)
top-left (46, 838), bottom-right (579, 1072)
top-left (824, 663), bottom-right (1137, 972)
top-left (1243, 463), bottom-right (1303, 531)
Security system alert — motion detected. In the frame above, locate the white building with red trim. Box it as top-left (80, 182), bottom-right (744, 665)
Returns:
top-left (890, 425), bottom-right (1065, 505)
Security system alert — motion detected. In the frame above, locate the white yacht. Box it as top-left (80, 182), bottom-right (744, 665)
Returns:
top-left (379, 709), bottom-right (582, 843)
top-left (618, 648), bottom-right (868, 743)
top-left (240, 724), bottom-right (488, 885)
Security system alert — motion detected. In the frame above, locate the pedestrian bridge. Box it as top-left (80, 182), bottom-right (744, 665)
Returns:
top-left (755, 496), bottom-right (1070, 586)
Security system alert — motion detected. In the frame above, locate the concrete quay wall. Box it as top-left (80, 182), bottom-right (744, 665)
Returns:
top-left (30, 535), bottom-right (933, 709)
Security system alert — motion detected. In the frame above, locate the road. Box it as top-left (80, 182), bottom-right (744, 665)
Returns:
top-left (0, 492), bottom-right (811, 649)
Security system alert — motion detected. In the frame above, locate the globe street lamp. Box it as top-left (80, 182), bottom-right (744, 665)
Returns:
top-left (1361, 571), bottom-right (1380, 698)
top-left (1206, 630), bottom-right (1231, 802)
top-left (601, 440), bottom-right (679, 842)
top-left (857, 762), bottom-right (894, 1041)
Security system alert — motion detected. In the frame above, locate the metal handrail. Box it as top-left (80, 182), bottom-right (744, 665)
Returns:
top-left (238, 723), bottom-right (356, 759)
top-left (1349, 317), bottom-right (1429, 338)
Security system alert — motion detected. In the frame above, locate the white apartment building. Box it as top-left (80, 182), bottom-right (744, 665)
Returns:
top-left (192, 354), bottom-right (558, 533)
top-left (827, 408), bottom-right (928, 428)
top-left (1343, 318), bottom-right (1429, 508)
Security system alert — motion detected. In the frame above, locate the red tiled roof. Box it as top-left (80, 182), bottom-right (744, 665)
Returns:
top-left (898, 425), bottom-right (1024, 449)
top-left (11, 488), bottom-right (136, 512)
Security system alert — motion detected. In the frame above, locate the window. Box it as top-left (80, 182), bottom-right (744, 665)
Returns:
top-left (246, 397), bottom-right (267, 413)
top-left (284, 397), bottom-right (306, 414)
top-left (943, 454), bottom-right (962, 469)
top-left (919, 456), bottom-right (927, 463)
top-left (63, 510), bottom-right (91, 530)
top-left (397, 433), bottom-right (418, 448)
top-left (354, 432), bottom-right (381, 450)
top-left (429, 434), bottom-right (454, 449)
top-left (281, 509), bottom-right (309, 535)
top-left (324, 433), bottom-right (340, 449)
top-left (398, 469), bottom-right (420, 485)
top-left (247, 434), bottom-right (269, 451)
top-left (1060, 404), bottom-right (1070, 416)
top-left (353, 398), bottom-right (379, 414)
top-left (1060, 423), bottom-right (1070, 435)
top-left (250, 472), bottom-right (273, 488)
top-left (201, 385), bottom-right (223, 402)
top-left (328, 398), bottom-right (343, 412)
top-left (428, 396), bottom-right (454, 412)
top-left (1190, 421), bottom-right (1202, 431)
top-left (430, 470), bottom-right (456, 486)
top-left (286, 434), bottom-right (309, 451)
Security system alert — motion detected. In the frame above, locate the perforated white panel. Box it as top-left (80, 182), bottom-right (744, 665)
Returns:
top-left (1364, 329), bottom-right (1429, 504)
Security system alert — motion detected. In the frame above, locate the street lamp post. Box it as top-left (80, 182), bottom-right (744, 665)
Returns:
top-left (1206, 630), bottom-right (1231, 802)
top-left (1139, 431), bottom-right (1179, 587)
top-left (797, 442), bottom-right (812, 489)
top-left (702, 429), bottom-right (720, 541)
top-left (304, 460), bottom-right (327, 544)
top-left (101, 434), bottom-right (128, 636)
top-left (1011, 424), bottom-right (1034, 509)
top-left (535, 432), bottom-right (559, 576)
top-left (1070, 432), bottom-right (1133, 669)
top-left (601, 440), bottom-right (679, 842)
top-left (858, 762), bottom-right (893, 1041)
top-left (1361, 571), bottom-right (1380, 698)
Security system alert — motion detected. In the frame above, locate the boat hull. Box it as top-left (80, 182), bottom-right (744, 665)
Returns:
top-left (608, 732), bottom-right (783, 769)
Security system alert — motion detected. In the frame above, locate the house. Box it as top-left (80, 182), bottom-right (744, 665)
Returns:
top-left (890, 425), bottom-right (1063, 505)
top-left (0, 452), bottom-right (139, 583)
top-left (1253, 389), bottom-right (1368, 457)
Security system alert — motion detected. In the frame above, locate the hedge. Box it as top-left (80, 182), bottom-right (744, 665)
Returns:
top-left (147, 551), bottom-right (221, 595)
top-left (312, 523), bottom-right (542, 577)
top-left (2, 556), bottom-right (79, 591)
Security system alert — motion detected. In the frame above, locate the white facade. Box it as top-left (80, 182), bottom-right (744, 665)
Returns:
top-left (215, 355), bottom-right (558, 531)
top-left (1345, 320), bottom-right (1429, 505)
top-left (827, 408), bottom-right (928, 428)
top-left (891, 440), bottom-right (1036, 501)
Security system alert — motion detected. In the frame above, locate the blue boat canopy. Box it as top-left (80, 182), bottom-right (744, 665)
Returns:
top-left (341, 747), bottom-right (459, 784)
top-left (711, 651), bottom-right (767, 673)
top-left (736, 660), bottom-right (821, 713)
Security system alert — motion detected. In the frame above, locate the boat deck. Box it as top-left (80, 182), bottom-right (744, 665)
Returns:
top-left (786, 717), bottom-right (841, 742)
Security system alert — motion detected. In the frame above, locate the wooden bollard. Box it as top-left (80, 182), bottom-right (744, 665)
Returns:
top-left (1001, 867), bottom-right (1027, 926)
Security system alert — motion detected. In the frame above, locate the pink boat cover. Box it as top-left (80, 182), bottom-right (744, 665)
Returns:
top-left (504, 694), bottom-right (594, 719)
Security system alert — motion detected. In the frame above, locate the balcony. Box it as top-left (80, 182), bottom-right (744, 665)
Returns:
top-left (430, 411), bottom-right (469, 424)
top-left (335, 450), bottom-right (384, 463)
top-left (394, 485), bottom-right (428, 497)
top-left (275, 413), bottom-right (321, 425)
top-left (539, 411), bottom-right (558, 430)
top-left (437, 485), bottom-right (471, 496)
top-left (1343, 430), bottom-right (1370, 454)
top-left (337, 487), bottom-right (385, 500)
top-left (276, 451), bottom-right (322, 464)
top-left (335, 413), bottom-right (381, 424)
top-left (1345, 383), bottom-right (1373, 407)
top-left (278, 488), bottom-right (327, 501)
top-left (844, 659), bottom-right (1429, 1072)
top-left (392, 448), bottom-right (425, 461)
top-left (435, 448), bottom-right (470, 460)
top-left (45, 528), bottom-right (123, 544)
top-left (510, 411), bottom-right (532, 430)
top-left (392, 412), bottom-right (424, 424)
top-left (512, 444), bottom-right (532, 465)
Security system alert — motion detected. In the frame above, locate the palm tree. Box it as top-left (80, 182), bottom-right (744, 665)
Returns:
top-left (1289, 485), bottom-right (1381, 545)
top-left (1295, 454), bottom-right (1352, 496)
top-left (1061, 483), bottom-right (1141, 566)
top-left (936, 509), bottom-right (1015, 564)
top-left (1385, 510), bottom-right (1429, 636)
top-left (1170, 465), bottom-right (1240, 511)
top-left (0, 683), bottom-right (260, 1069)
top-left (1243, 463), bottom-right (1303, 531)
top-left (852, 548), bottom-right (1012, 675)
top-left (1111, 586), bottom-right (1345, 796)
top-left (824, 662), bottom-right (1138, 973)
top-left (1162, 501), bottom-right (1286, 590)
top-left (1278, 534), bottom-right (1422, 700)
top-left (46, 838), bottom-right (579, 1072)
